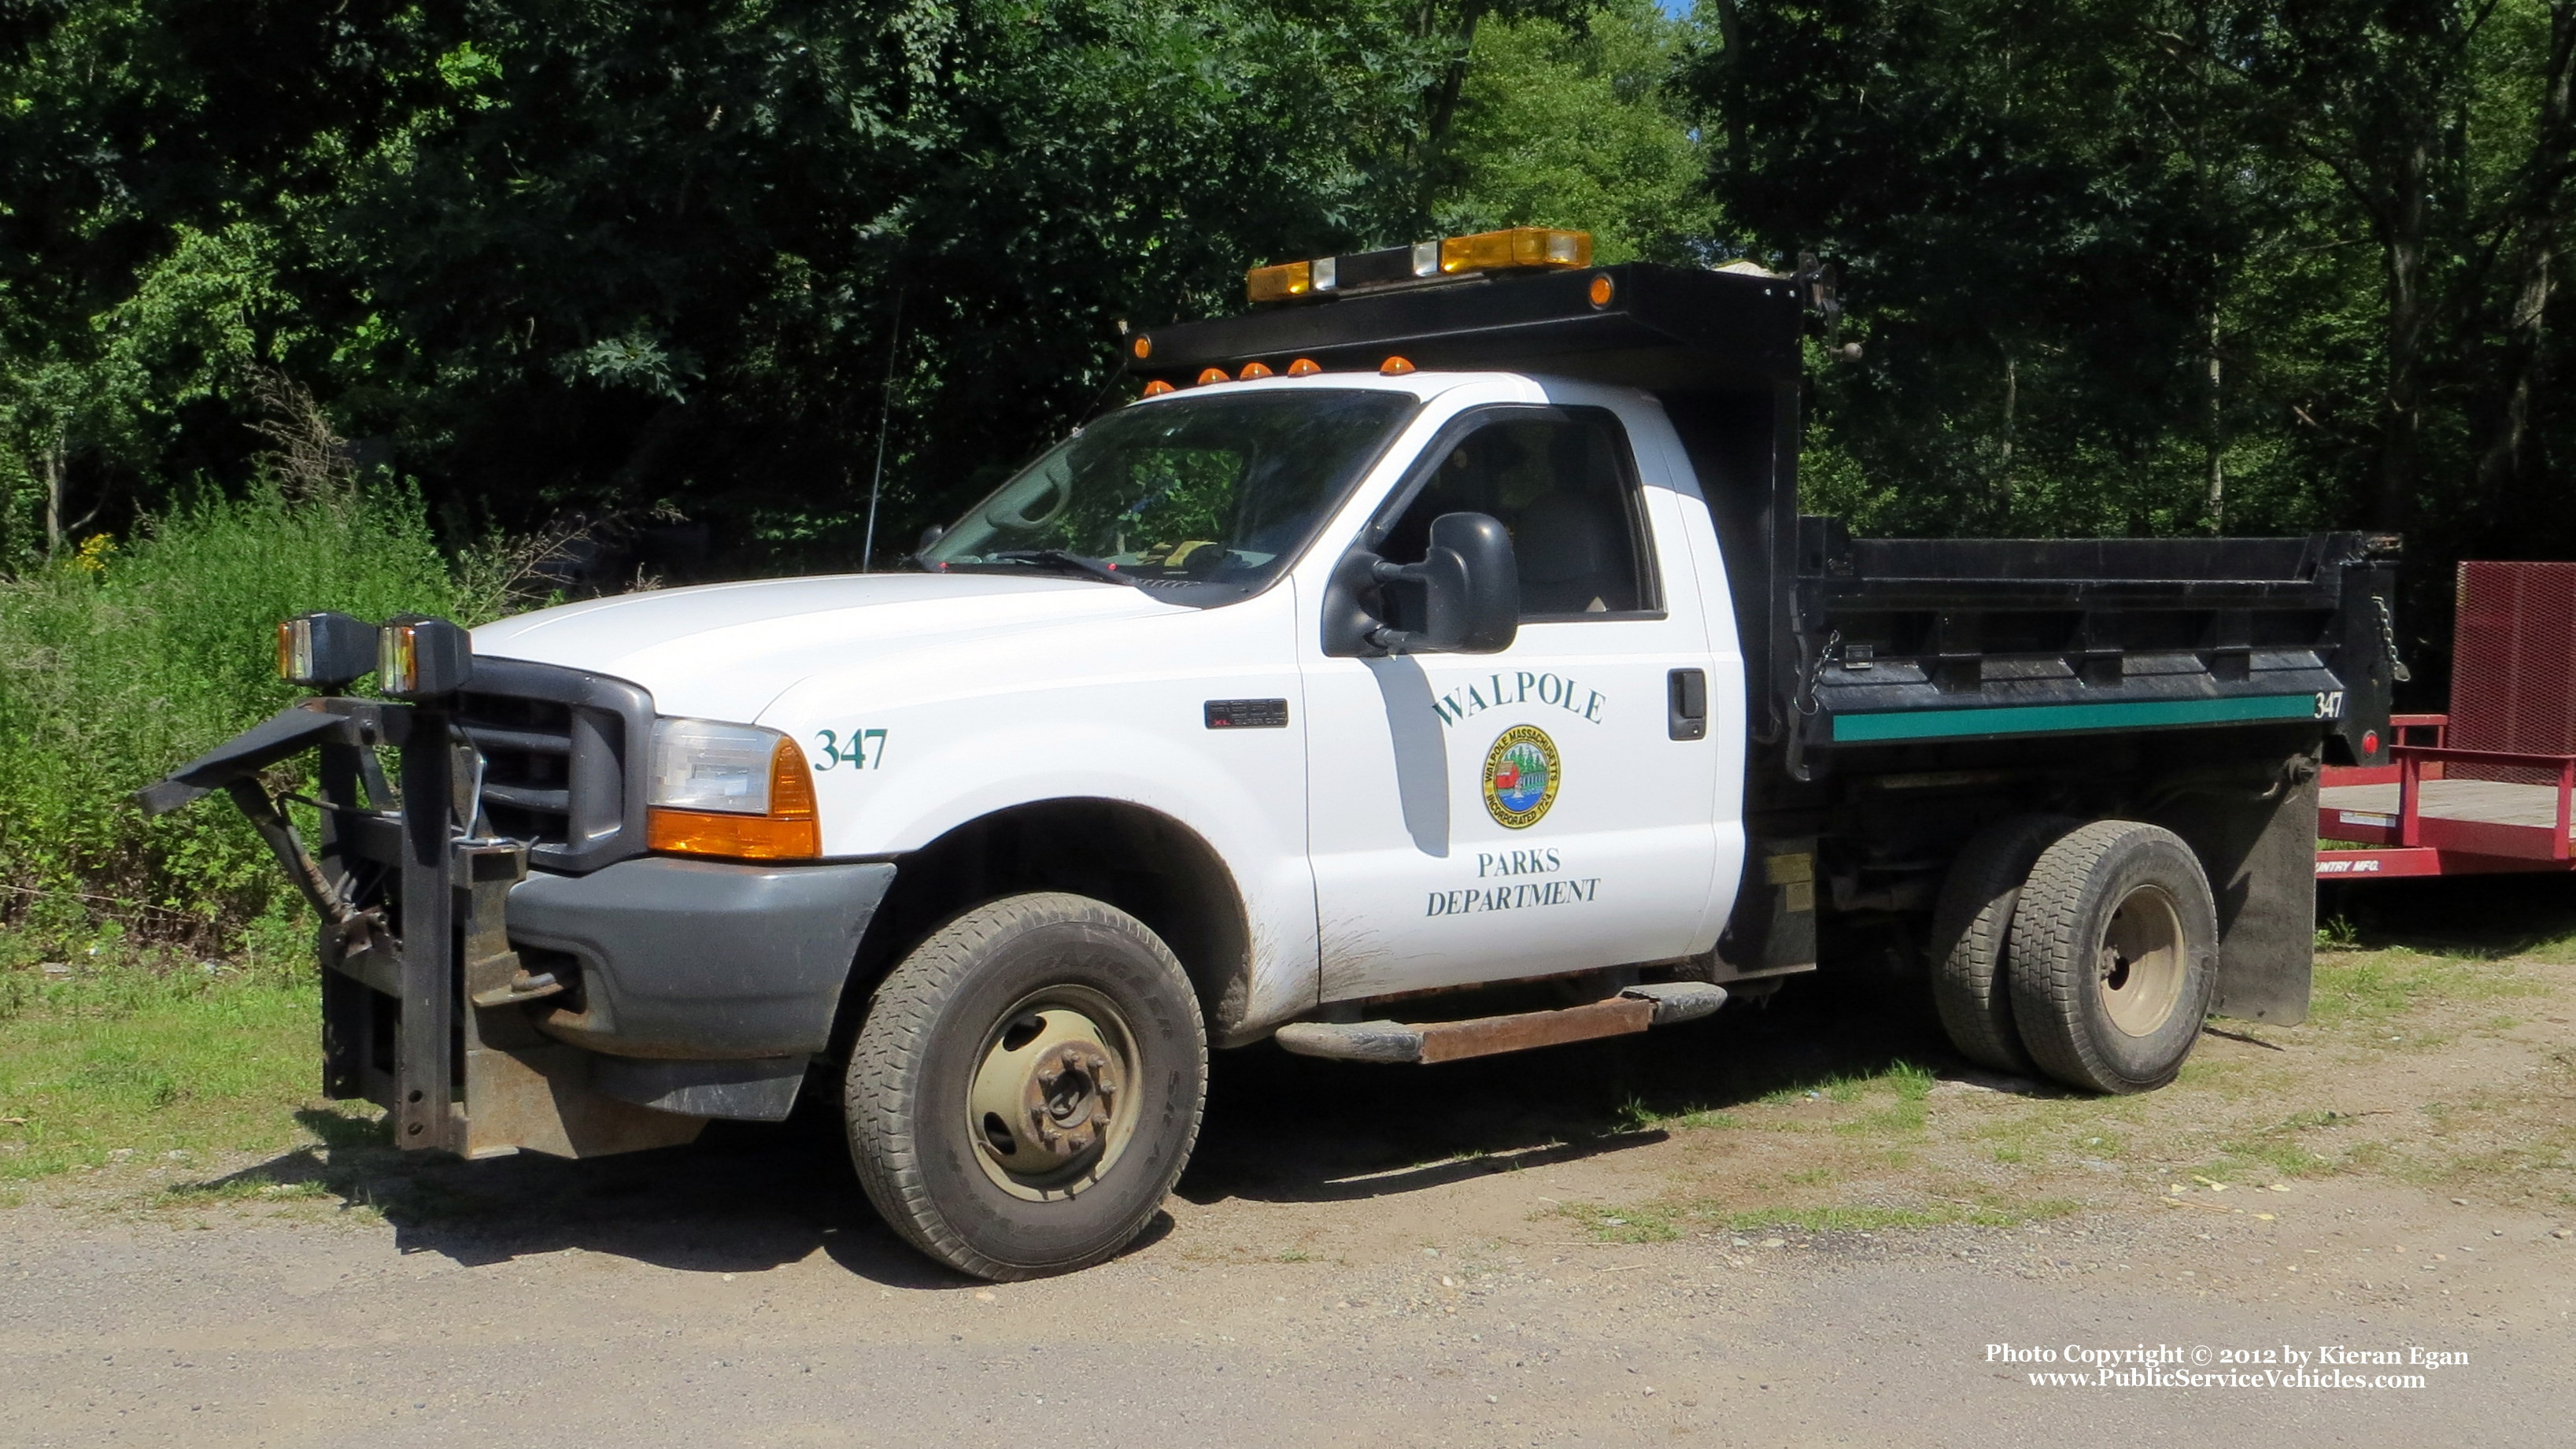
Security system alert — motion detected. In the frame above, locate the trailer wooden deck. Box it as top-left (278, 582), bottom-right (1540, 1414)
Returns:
top-left (2317, 718), bottom-right (2575, 878)
top-left (2315, 563), bottom-right (2576, 882)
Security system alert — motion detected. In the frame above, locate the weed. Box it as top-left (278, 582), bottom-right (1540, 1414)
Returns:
top-left (0, 484), bottom-right (498, 955)
top-left (1836, 1102), bottom-right (1927, 1137)
top-left (158, 1171), bottom-right (331, 1205)
top-left (1556, 1201), bottom-right (1681, 1244)
top-left (1667, 1109), bottom-right (1741, 1132)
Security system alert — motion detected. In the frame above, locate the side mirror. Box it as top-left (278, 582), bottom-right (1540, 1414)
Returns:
top-left (1369, 512), bottom-right (1518, 655)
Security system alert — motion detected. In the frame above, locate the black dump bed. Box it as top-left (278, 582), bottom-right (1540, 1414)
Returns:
top-left (1132, 258), bottom-right (2400, 776)
top-left (1794, 523), bottom-right (2398, 771)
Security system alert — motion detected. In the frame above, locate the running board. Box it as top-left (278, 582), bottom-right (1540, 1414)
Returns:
top-left (1273, 982), bottom-right (1728, 1065)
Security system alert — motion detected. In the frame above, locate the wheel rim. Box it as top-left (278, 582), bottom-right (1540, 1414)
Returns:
top-left (2095, 885), bottom-right (2188, 1037)
top-left (965, 985), bottom-right (1143, 1203)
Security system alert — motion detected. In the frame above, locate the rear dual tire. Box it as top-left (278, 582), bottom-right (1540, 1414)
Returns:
top-left (2005, 820), bottom-right (2218, 1094)
top-left (1927, 815), bottom-right (2077, 1074)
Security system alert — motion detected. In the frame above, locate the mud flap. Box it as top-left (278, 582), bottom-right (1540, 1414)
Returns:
top-left (2157, 762), bottom-right (2319, 1026)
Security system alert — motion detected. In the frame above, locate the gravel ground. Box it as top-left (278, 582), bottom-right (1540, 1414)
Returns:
top-left (6, 920), bottom-right (2573, 1447)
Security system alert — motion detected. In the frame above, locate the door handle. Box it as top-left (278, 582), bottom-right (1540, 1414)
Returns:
top-left (1668, 668), bottom-right (1708, 741)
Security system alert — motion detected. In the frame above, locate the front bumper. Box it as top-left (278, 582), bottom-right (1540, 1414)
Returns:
top-left (507, 856), bottom-right (896, 1063)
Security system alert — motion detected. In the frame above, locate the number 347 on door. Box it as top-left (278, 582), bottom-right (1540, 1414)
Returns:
top-left (813, 729), bottom-right (889, 771)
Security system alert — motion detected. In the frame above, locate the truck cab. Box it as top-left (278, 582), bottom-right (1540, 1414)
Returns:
top-left (147, 229), bottom-right (2400, 1281)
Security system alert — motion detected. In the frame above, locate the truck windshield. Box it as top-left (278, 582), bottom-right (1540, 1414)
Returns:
top-left (921, 389), bottom-right (1417, 601)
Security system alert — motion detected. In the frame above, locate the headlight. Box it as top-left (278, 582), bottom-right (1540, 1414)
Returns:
top-left (646, 718), bottom-right (820, 859)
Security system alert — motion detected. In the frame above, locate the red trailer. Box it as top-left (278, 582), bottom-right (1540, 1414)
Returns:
top-left (2318, 562), bottom-right (2576, 879)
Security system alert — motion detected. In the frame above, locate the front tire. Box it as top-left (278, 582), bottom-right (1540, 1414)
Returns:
top-left (846, 893), bottom-right (1207, 1280)
top-left (2006, 820), bottom-right (2218, 1094)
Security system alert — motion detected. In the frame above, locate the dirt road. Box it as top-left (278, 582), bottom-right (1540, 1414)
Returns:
top-left (6, 888), bottom-right (2573, 1447)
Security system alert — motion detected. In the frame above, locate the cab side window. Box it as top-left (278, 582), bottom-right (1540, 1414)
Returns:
top-left (1379, 412), bottom-right (1655, 618)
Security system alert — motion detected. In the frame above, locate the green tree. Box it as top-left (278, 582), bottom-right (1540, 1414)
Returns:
top-left (2, 1), bottom-right (1448, 572)
top-left (1432, 0), bottom-right (1719, 263)
top-left (1684, 0), bottom-right (2576, 611)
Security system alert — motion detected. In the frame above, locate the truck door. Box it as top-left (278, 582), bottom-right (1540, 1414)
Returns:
top-left (1300, 400), bottom-right (1726, 1000)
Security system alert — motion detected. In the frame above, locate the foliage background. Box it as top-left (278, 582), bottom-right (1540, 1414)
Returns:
top-left (2, 0), bottom-right (2571, 946)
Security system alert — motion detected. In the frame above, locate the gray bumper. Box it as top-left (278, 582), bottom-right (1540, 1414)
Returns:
top-left (506, 856), bottom-right (896, 1063)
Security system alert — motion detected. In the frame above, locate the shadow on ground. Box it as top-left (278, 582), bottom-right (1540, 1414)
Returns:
top-left (2319, 872), bottom-right (2576, 957)
top-left (185, 874), bottom-right (2574, 1285)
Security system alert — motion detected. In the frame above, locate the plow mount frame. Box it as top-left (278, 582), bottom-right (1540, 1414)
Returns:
top-left (142, 697), bottom-right (704, 1159)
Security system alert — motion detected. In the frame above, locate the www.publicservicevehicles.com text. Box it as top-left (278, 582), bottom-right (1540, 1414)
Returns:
top-left (1989, 1344), bottom-right (2466, 1391)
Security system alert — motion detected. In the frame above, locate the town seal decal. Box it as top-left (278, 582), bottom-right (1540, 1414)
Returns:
top-left (1481, 725), bottom-right (1561, 830)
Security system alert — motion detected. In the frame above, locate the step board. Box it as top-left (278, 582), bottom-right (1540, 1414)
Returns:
top-left (1273, 982), bottom-right (1728, 1065)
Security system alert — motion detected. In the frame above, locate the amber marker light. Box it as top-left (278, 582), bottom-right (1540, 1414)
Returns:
top-left (1240, 361), bottom-right (1273, 379)
top-left (1131, 336), bottom-right (1152, 360)
top-left (1196, 367), bottom-right (1230, 385)
top-left (1439, 227), bottom-right (1592, 275)
top-left (1245, 260), bottom-right (1314, 305)
top-left (1589, 273), bottom-right (1616, 307)
top-left (1380, 356), bottom-right (1416, 375)
top-left (1287, 357), bottom-right (1321, 375)
top-left (1141, 379), bottom-right (1175, 397)
top-left (646, 724), bottom-right (821, 861)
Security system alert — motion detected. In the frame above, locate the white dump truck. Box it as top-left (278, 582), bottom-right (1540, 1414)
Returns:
top-left (146, 228), bottom-right (2399, 1279)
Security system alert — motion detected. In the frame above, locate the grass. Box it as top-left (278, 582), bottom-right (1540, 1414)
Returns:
top-left (0, 939), bottom-right (379, 1182)
top-left (2308, 948), bottom-right (2536, 1029)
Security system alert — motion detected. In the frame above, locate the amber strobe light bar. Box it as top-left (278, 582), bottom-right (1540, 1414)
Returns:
top-left (1247, 228), bottom-right (1592, 305)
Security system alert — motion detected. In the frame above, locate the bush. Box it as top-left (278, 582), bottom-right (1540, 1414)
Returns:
top-left (0, 484), bottom-right (488, 949)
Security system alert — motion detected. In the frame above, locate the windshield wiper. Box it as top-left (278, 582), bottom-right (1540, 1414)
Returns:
top-left (979, 549), bottom-right (1134, 586)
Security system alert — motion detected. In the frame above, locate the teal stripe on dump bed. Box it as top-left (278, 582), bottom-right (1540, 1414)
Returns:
top-left (1831, 692), bottom-right (2318, 743)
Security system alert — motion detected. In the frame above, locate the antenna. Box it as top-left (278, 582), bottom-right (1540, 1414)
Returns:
top-left (861, 286), bottom-right (907, 572)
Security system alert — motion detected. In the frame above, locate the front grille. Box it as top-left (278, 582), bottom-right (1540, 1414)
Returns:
top-left (453, 657), bottom-right (654, 873)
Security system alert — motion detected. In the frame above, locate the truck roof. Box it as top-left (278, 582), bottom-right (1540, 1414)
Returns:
top-left (1125, 263), bottom-right (1807, 396)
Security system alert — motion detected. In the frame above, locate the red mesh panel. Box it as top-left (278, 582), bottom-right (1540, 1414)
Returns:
top-left (2448, 561), bottom-right (2576, 783)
